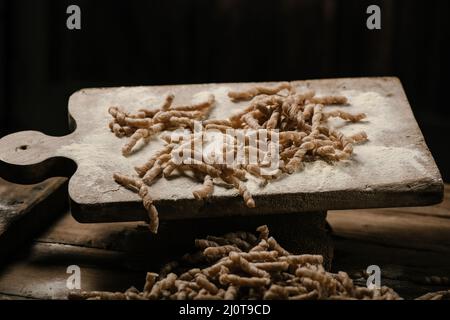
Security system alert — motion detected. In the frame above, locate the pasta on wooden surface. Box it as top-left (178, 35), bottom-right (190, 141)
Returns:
top-left (107, 82), bottom-right (368, 233)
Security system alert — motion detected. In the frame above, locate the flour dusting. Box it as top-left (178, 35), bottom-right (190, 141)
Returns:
top-left (61, 81), bottom-right (437, 204)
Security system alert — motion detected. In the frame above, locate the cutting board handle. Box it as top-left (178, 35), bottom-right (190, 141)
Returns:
top-left (0, 130), bottom-right (76, 184)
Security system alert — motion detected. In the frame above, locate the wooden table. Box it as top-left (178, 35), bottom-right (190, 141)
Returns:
top-left (0, 185), bottom-right (448, 300)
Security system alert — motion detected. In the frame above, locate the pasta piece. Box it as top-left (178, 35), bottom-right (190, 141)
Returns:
top-left (192, 175), bottom-right (214, 200)
top-left (228, 82), bottom-right (291, 102)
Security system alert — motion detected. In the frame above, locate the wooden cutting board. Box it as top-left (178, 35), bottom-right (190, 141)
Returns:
top-left (0, 77), bottom-right (443, 223)
top-left (0, 177), bottom-right (67, 262)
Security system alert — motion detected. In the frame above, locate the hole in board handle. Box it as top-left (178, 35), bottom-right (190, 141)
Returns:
top-left (16, 145), bottom-right (29, 151)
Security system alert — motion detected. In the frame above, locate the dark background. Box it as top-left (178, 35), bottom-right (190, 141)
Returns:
top-left (0, 0), bottom-right (449, 180)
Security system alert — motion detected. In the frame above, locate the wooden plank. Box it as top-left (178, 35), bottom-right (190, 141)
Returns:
top-left (332, 236), bottom-right (450, 279)
top-left (1, 184), bottom-right (449, 300)
top-left (0, 236), bottom-right (445, 300)
top-left (0, 260), bottom-right (145, 300)
top-left (386, 184), bottom-right (450, 219)
top-left (38, 210), bottom-right (334, 267)
top-left (334, 182), bottom-right (444, 294)
top-left (26, 242), bottom-right (154, 271)
top-left (0, 78), bottom-right (443, 223)
top-left (0, 177), bottom-right (68, 263)
top-left (332, 237), bottom-right (450, 299)
top-left (328, 185), bottom-right (450, 298)
top-left (2, 212), bottom-right (447, 300)
top-left (0, 293), bottom-right (33, 300)
top-left (37, 213), bottom-right (150, 252)
top-left (2, 211), bottom-right (332, 299)
top-left (327, 207), bottom-right (450, 254)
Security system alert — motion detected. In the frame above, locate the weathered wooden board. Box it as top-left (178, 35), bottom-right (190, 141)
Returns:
top-left (0, 259), bottom-right (145, 299)
top-left (328, 208), bottom-right (450, 254)
top-left (0, 177), bottom-right (67, 263)
top-left (0, 77), bottom-right (443, 222)
top-left (36, 209), bottom-right (334, 269)
top-left (1, 185), bottom-right (450, 300)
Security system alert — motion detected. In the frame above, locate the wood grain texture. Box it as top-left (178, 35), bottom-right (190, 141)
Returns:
top-left (385, 184), bottom-right (450, 219)
top-left (36, 210), bottom-right (333, 269)
top-left (332, 238), bottom-right (450, 299)
top-left (0, 177), bottom-right (67, 262)
top-left (328, 208), bottom-right (450, 254)
top-left (329, 191), bottom-right (450, 298)
top-left (1, 185), bottom-right (449, 300)
top-left (0, 259), bottom-right (145, 300)
top-left (0, 77), bottom-right (443, 223)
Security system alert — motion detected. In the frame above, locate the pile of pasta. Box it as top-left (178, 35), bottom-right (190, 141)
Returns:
top-left (68, 225), bottom-right (409, 300)
top-left (108, 82), bottom-right (369, 233)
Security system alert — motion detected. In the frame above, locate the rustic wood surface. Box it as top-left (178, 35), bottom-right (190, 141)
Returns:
top-left (0, 78), bottom-right (443, 223)
top-left (0, 177), bottom-right (67, 262)
top-left (0, 184), bottom-right (448, 300)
